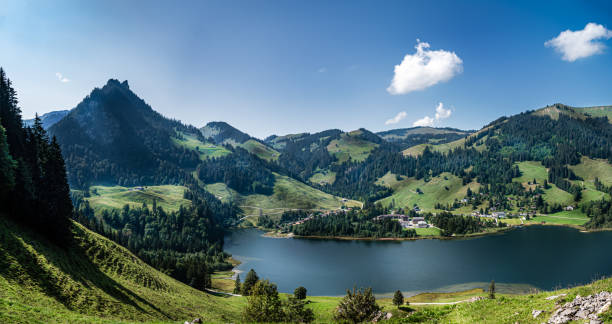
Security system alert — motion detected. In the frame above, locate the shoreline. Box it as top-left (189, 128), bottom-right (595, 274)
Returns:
top-left (256, 221), bottom-right (609, 242)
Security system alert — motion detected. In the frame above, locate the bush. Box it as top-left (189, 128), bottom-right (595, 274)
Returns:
top-left (334, 287), bottom-right (380, 323)
top-left (243, 280), bottom-right (313, 323)
top-left (294, 286), bottom-right (307, 300)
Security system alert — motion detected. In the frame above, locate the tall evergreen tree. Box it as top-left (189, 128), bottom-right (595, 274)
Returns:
top-left (392, 290), bottom-right (404, 308)
top-left (233, 274), bottom-right (241, 295)
top-left (489, 280), bottom-right (496, 299)
top-left (0, 123), bottom-right (16, 203)
top-left (242, 269), bottom-right (260, 296)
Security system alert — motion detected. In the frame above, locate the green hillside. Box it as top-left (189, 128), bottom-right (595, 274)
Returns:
top-left (576, 106), bottom-right (612, 122)
top-left (308, 169), bottom-right (336, 185)
top-left (237, 139), bottom-right (280, 161)
top-left (205, 172), bottom-right (361, 221)
top-left (0, 217), bottom-right (243, 324)
top-left (376, 172), bottom-right (480, 211)
top-left (327, 130), bottom-right (378, 163)
top-left (172, 131), bottom-right (231, 160)
top-left (84, 185), bottom-right (191, 213)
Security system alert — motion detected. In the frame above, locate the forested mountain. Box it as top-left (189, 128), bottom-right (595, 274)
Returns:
top-left (49, 79), bottom-right (201, 188)
top-left (23, 109), bottom-right (70, 129)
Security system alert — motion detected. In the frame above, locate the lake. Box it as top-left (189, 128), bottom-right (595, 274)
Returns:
top-left (224, 226), bottom-right (612, 296)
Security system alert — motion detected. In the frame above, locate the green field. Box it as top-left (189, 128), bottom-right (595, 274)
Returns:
top-left (377, 172), bottom-right (480, 211)
top-left (542, 183), bottom-right (574, 206)
top-left (205, 173), bottom-right (361, 220)
top-left (85, 185), bottom-right (191, 213)
top-left (513, 161), bottom-right (548, 184)
top-left (570, 157), bottom-right (612, 186)
top-left (308, 169), bottom-right (336, 185)
top-left (237, 139), bottom-right (280, 161)
top-left (172, 131), bottom-right (231, 160)
top-left (327, 130), bottom-right (378, 163)
top-left (529, 209), bottom-right (589, 226)
top-left (575, 106), bottom-right (612, 123)
top-left (415, 227), bottom-right (442, 236)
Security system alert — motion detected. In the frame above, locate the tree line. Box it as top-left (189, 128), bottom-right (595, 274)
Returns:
top-left (0, 68), bottom-right (73, 247)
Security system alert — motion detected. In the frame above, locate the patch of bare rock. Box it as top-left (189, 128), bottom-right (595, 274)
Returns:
top-left (538, 291), bottom-right (612, 324)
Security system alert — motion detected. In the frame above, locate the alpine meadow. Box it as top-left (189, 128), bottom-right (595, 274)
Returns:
top-left (3, 1), bottom-right (612, 323)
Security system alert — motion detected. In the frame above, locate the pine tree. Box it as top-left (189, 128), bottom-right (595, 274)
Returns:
top-left (392, 290), bottom-right (404, 308)
top-left (489, 280), bottom-right (496, 299)
top-left (0, 123), bottom-right (16, 204)
top-left (233, 274), bottom-right (241, 294)
top-left (242, 269), bottom-right (259, 296)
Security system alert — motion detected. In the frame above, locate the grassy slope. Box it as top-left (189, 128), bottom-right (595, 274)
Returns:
top-left (327, 130), bottom-right (378, 163)
top-left (0, 217), bottom-right (243, 324)
top-left (376, 172), bottom-right (480, 211)
top-left (237, 139), bottom-right (280, 161)
top-left (308, 169), bottom-right (336, 185)
top-left (570, 156), bottom-right (612, 186)
top-left (573, 106), bottom-right (612, 123)
top-left (205, 173), bottom-right (361, 219)
top-left (172, 131), bottom-right (231, 160)
top-left (86, 185), bottom-right (191, 213)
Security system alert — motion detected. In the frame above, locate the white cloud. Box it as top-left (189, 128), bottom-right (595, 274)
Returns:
top-left (412, 102), bottom-right (453, 127)
top-left (434, 102), bottom-right (451, 119)
top-left (317, 67), bottom-right (327, 73)
top-left (385, 111), bottom-right (407, 125)
top-left (55, 72), bottom-right (70, 83)
top-left (412, 116), bottom-right (435, 127)
top-left (545, 23), bottom-right (612, 62)
top-left (387, 40), bottom-right (463, 95)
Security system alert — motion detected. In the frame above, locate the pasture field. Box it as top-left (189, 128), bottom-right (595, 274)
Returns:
top-left (327, 130), bottom-right (378, 163)
top-left (238, 139), bottom-right (280, 161)
top-left (205, 173), bottom-right (361, 221)
top-left (172, 131), bottom-right (231, 160)
top-left (570, 157), bottom-right (612, 186)
top-left (513, 161), bottom-right (548, 184)
top-left (308, 169), bottom-right (337, 185)
top-left (86, 185), bottom-right (191, 213)
top-left (376, 172), bottom-right (480, 211)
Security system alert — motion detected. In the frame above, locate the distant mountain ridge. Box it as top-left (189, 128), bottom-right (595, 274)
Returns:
top-left (23, 109), bottom-right (70, 129)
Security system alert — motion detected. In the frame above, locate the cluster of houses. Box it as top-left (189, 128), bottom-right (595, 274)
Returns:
top-left (374, 214), bottom-right (430, 228)
top-left (470, 211), bottom-right (507, 219)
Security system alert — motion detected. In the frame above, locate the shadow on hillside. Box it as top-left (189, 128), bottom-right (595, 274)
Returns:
top-left (0, 220), bottom-right (171, 320)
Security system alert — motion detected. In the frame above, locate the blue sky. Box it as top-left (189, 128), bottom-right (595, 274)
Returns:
top-left (1, 0), bottom-right (612, 138)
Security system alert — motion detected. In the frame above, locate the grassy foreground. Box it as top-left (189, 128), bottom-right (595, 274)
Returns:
top-left (0, 217), bottom-right (243, 323)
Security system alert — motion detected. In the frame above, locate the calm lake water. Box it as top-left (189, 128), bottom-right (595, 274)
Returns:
top-left (224, 226), bottom-right (612, 296)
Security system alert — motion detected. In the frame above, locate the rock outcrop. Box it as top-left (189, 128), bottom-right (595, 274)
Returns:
top-left (547, 292), bottom-right (612, 324)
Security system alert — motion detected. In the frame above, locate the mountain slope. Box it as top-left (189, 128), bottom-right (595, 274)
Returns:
top-left (49, 79), bottom-right (200, 188)
top-left (23, 109), bottom-right (70, 129)
top-left (0, 217), bottom-right (243, 323)
top-left (200, 121), bottom-right (280, 160)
